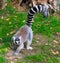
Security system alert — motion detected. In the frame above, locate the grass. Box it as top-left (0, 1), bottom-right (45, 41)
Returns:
top-left (33, 14), bottom-right (60, 36)
top-left (0, 55), bottom-right (9, 63)
top-left (0, 1), bottom-right (60, 63)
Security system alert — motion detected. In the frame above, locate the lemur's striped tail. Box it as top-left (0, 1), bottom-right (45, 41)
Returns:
top-left (26, 4), bottom-right (54, 26)
top-left (26, 4), bottom-right (49, 26)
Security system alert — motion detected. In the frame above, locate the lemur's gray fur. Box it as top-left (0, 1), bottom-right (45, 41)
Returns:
top-left (12, 25), bottom-right (33, 55)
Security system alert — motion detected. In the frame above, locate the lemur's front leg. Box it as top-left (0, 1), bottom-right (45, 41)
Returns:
top-left (14, 43), bottom-right (24, 56)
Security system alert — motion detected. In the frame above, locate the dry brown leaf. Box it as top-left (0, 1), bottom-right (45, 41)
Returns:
top-left (6, 33), bottom-right (9, 36)
top-left (9, 56), bottom-right (14, 61)
top-left (11, 61), bottom-right (15, 63)
top-left (53, 40), bottom-right (58, 44)
top-left (32, 20), bottom-right (34, 22)
top-left (51, 49), bottom-right (59, 55)
top-left (50, 27), bottom-right (53, 30)
top-left (45, 24), bottom-right (49, 26)
top-left (10, 30), bottom-right (15, 34)
top-left (45, 43), bottom-right (51, 46)
top-left (5, 3), bottom-right (7, 6)
top-left (0, 38), bottom-right (2, 40)
top-left (45, 43), bottom-right (49, 45)
top-left (53, 45), bottom-right (56, 47)
top-left (6, 18), bottom-right (10, 21)
top-left (1, 16), bottom-right (4, 19)
top-left (9, 22), bottom-right (12, 24)
top-left (13, 7), bottom-right (16, 9)
top-left (37, 37), bottom-right (40, 40)
top-left (36, 40), bottom-right (39, 43)
top-left (14, 16), bottom-right (17, 18)
top-left (37, 24), bottom-right (41, 26)
top-left (23, 20), bottom-right (25, 23)
top-left (56, 32), bottom-right (60, 35)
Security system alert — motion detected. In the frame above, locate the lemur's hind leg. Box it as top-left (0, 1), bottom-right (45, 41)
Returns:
top-left (27, 30), bottom-right (33, 50)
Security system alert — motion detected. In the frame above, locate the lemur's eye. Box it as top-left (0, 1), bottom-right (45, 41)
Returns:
top-left (15, 38), bottom-right (20, 41)
top-left (15, 38), bottom-right (20, 45)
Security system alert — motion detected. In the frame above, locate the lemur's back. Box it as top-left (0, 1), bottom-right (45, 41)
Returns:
top-left (14, 25), bottom-right (32, 42)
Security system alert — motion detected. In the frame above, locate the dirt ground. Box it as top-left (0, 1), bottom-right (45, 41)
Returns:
top-left (5, 33), bottom-right (60, 63)
top-left (5, 34), bottom-right (49, 62)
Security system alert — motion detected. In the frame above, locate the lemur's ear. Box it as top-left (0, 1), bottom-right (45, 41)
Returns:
top-left (13, 36), bottom-right (15, 40)
top-left (48, 4), bottom-right (54, 9)
top-left (19, 36), bottom-right (21, 43)
top-left (48, 4), bottom-right (55, 14)
top-left (19, 36), bottom-right (21, 40)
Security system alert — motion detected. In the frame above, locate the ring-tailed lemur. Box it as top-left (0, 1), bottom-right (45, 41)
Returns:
top-left (12, 25), bottom-right (33, 56)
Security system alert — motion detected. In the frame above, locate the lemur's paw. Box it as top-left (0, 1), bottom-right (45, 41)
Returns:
top-left (13, 52), bottom-right (18, 56)
top-left (22, 47), bottom-right (25, 49)
top-left (27, 46), bottom-right (33, 50)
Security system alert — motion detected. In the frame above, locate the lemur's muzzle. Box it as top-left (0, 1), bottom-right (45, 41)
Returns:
top-left (49, 8), bottom-right (55, 14)
top-left (51, 9), bottom-right (55, 14)
top-left (48, 4), bottom-right (55, 14)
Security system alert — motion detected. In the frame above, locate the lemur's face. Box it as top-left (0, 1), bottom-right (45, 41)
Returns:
top-left (12, 37), bottom-right (21, 45)
top-left (42, 4), bottom-right (55, 17)
top-left (48, 4), bottom-right (55, 14)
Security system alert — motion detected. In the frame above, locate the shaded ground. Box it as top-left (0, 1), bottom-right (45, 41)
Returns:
top-left (11, 0), bottom-right (60, 12)
top-left (11, 0), bottom-right (27, 12)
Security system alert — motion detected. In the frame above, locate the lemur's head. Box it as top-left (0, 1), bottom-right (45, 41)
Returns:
top-left (42, 4), bottom-right (55, 18)
top-left (12, 36), bottom-right (21, 45)
top-left (48, 4), bottom-right (55, 14)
